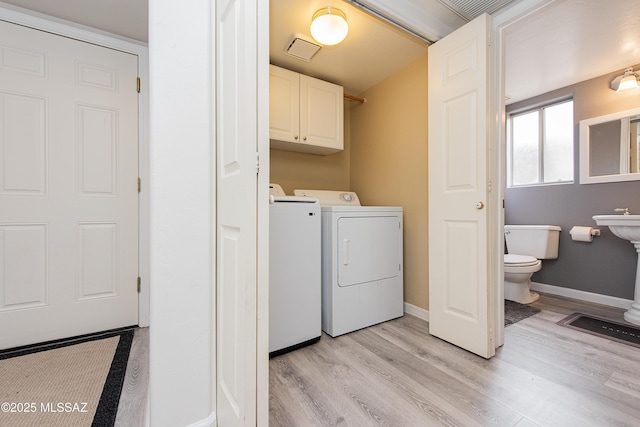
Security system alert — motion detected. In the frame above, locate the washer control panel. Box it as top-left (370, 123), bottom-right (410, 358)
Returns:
top-left (293, 189), bottom-right (361, 206)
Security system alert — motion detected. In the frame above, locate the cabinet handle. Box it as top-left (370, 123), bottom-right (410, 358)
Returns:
top-left (303, 136), bottom-right (307, 141)
top-left (294, 135), bottom-right (298, 140)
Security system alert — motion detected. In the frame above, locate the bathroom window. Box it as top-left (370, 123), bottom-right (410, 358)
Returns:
top-left (508, 99), bottom-right (574, 187)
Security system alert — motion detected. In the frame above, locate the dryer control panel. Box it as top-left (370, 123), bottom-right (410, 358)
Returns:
top-left (293, 189), bottom-right (361, 207)
top-left (269, 183), bottom-right (286, 196)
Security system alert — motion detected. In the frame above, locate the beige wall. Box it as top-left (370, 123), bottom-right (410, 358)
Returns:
top-left (350, 55), bottom-right (429, 310)
top-left (269, 106), bottom-right (351, 195)
top-left (269, 56), bottom-right (430, 311)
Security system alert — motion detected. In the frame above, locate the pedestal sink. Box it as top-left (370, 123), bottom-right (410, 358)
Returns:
top-left (592, 215), bottom-right (640, 325)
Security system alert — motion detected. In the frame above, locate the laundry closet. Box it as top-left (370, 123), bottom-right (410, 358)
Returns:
top-left (268, 0), bottom-right (430, 352)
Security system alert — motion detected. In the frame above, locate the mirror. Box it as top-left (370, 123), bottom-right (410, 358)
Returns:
top-left (580, 106), bottom-right (640, 184)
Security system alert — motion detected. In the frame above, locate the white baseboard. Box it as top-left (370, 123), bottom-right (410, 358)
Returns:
top-left (531, 282), bottom-right (633, 309)
top-left (404, 302), bottom-right (429, 321)
top-left (403, 285), bottom-right (632, 323)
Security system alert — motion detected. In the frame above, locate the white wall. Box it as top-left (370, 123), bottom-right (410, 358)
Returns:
top-left (148, 0), bottom-right (216, 425)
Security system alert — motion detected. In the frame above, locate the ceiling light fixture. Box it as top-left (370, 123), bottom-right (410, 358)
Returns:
top-left (611, 67), bottom-right (640, 92)
top-left (310, 6), bottom-right (349, 46)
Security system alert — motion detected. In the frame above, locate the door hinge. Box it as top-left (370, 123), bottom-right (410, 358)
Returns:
top-left (256, 152), bottom-right (260, 174)
top-left (137, 277), bottom-right (141, 293)
top-left (136, 77), bottom-right (141, 93)
top-left (488, 33), bottom-right (491, 47)
top-left (138, 177), bottom-right (141, 193)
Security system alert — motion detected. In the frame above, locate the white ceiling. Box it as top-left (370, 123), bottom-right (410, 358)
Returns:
top-left (0, 0), bottom-right (148, 42)
top-left (269, 0), bottom-right (429, 94)
top-left (504, 0), bottom-right (640, 104)
top-left (2, 0), bottom-right (640, 103)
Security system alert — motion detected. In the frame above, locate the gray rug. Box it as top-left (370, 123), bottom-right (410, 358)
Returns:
top-left (505, 300), bottom-right (541, 326)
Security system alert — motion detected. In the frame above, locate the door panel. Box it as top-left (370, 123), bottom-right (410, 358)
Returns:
top-left (444, 221), bottom-right (479, 319)
top-left (0, 21), bottom-right (139, 349)
top-left (269, 65), bottom-right (299, 143)
top-left (216, 0), bottom-right (258, 425)
top-left (300, 75), bottom-right (343, 150)
top-left (428, 13), bottom-right (495, 358)
top-left (0, 93), bottom-right (46, 195)
top-left (0, 224), bottom-right (46, 310)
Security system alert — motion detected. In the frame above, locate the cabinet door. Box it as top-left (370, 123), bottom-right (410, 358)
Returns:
top-left (300, 75), bottom-right (343, 152)
top-left (269, 65), bottom-right (299, 143)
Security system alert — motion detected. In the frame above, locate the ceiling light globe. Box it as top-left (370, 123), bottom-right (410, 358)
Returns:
top-left (310, 7), bottom-right (348, 46)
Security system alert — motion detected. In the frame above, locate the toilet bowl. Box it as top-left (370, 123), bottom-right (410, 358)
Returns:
top-left (504, 225), bottom-right (561, 304)
top-left (504, 254), bottom-right (542, 304)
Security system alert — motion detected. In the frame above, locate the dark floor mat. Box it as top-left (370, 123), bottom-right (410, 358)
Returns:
top-left (505, 300), bottom-right (541, 326)
top-left (558, 312), bottom-right (640, 348)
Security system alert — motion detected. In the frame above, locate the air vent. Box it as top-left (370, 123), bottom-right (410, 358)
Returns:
top-left (438, 0), bottom-right (517, 20)
top-left (284, 33), bottom-right (322, 62)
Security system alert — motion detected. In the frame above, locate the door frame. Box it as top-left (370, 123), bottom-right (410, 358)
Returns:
top-left (257, 0), bottom-right (270, 423)
top-left (492, 0), bottom-right (556, 346)
top-left (0, 5), bottom-right (150, 327)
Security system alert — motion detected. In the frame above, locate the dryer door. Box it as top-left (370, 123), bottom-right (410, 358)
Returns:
top-left (337, 216), bottom-right (400, 287)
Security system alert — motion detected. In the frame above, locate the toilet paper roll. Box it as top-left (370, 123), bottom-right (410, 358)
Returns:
top-left (570, 226), bottom-right (594, 242)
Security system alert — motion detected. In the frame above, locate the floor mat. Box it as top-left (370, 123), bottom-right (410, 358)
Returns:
top-left (505, 299), bottom-right (541, 326)
top-left (0, 328), bottom-right (134, 427)
top-left (557, 312), bottom-right (640, 348)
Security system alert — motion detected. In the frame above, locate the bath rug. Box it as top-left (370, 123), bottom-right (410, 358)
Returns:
top-left (0, 327), bottom-right (134, 427)
top-left (504, 300), bottom-right (541, 326)
top-left (557, 313), bottom-right (640, 348)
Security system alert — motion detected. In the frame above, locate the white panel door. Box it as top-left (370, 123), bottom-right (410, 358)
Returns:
top-left (0, 21), bottom-right (139, 349)
top-left (216, 0), bottom-right (258, 425)
top-left (428, 14), bottom-right (495, 358)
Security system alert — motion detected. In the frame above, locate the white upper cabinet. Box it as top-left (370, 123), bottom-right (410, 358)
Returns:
top-left (269, 65), bottom-right (343, 155)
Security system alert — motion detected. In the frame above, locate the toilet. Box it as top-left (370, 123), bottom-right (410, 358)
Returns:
top-left (504, 225), bottom-right (561, 304)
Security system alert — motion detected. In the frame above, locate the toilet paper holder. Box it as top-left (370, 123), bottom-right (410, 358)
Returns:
top-left (569, 226), bottom-right (600, 242)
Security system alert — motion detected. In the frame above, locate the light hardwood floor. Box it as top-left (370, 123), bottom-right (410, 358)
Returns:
top-left (270, 294), bottom-right (640, 426)
top-left (115, 327), bottom-right (149, 426)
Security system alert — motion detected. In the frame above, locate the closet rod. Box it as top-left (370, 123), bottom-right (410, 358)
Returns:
top-left (344, 93), bottom-right (366, 103)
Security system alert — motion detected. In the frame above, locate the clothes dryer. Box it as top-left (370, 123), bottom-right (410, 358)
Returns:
top-left (294, 189), bottom-right (403, 337)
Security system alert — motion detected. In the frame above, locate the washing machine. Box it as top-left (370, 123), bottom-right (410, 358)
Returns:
top-left (293, 189), bottom-right (403, 337)
top-left (269, 184), bottom-right (321, 357)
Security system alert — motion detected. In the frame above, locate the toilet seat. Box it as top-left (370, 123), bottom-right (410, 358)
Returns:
top-left (504, 254), bottom-right (539, 267)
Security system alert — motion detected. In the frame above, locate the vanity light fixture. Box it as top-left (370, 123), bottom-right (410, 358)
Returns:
top-left (310, 6), bottom-right (349, 46)
top-left (611, 67), bottom-right (640, 92)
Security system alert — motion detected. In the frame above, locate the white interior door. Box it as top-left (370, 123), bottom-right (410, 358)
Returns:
top-left (0, 21), bottom-right (139, 349)
top-left (216, 0), bottom-right (259, 425)
top-left (428, 14), bottom-right (495, 358)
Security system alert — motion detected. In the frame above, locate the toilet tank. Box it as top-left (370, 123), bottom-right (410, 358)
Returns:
top-left (504, 225), bottom-right (561, 259)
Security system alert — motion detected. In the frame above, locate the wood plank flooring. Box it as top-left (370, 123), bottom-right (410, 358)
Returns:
top-left (115, 327), bottom-right (149, 426)
top-left (270, 294), bottom-right (640, 426)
